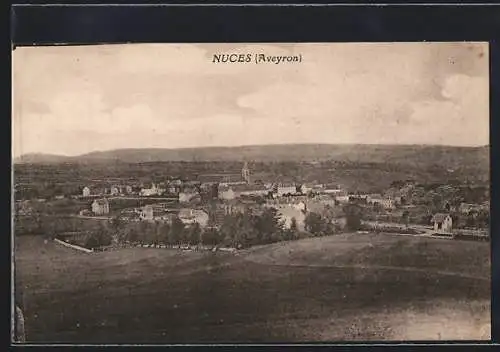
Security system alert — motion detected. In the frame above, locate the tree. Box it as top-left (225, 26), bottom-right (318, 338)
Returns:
top-left (255, 208), bottom-right (283, 244)
top-left (124, 224), bottom-right (139, 243)
top-left (110, 216), bottom-right (125, 244)
top-left (466, 210), bottom-right (477, 228)
top-left (202, 227), bottom-right (222, 247)
top-left (401, 210), bottom-right (410, 228)
top-left (420, 214), bottom-right (433, 226)
top-left (372, 202), bottom-right (383, 213)
top-left (284, 217), bottom-right (299, 241)
top-left (237, 212), bottom-right (260, 248)
top-left (220, 214), bottom-right (238, 247)
top-left (343, 204), bottom-right (363, 231)
top-left (304, 212), bottom-right (324, 235)
top-left (444, 202), bottom-right (451, 212)
top-left (290, 217), bottom-right (298, 232)
top-left (158, 222), bottom-right (171, 244)
top-left (168, 216), bottom-right (185, 245)
top-left (476, 210), bottom-right (490, 229)
top-left (188, 223), bottom-right (202, 245)
top-left (85, 224), bottom-right (112, 249)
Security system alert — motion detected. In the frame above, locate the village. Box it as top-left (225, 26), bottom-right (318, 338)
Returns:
top-left (15, 161), bottom-right (490, 251)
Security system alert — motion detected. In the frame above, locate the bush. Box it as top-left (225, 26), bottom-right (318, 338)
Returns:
top-left (343, 204), bottom-right (363, 231)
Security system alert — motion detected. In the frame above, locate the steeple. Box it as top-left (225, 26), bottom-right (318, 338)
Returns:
top-left (242, 161), bottom-right (250, 184)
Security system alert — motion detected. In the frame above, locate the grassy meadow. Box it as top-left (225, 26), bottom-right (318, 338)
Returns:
top-left (14, 233), bottom-right (490, 343)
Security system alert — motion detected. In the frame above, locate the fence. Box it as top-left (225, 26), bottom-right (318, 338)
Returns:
top-left (452, 230), bottom-right (489, 242)
top-left (54, 238), bottom-right (93, 253)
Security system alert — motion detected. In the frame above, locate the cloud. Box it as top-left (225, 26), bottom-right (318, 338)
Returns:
top-left (402, 74), bottom-right (489, 145)
top-left (12, 43), bottom-right (489, 156)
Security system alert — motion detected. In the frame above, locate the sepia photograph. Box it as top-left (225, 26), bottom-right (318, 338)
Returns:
top-left (12, 42), bottom-right (490, 343)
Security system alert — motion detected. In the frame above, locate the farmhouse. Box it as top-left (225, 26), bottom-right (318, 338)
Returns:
top-left (298, 184), bottom-right (310, 195)
top-left (82, 186), bottom-right (91, 197)
top-left (91, 199), bottom-right (110, 215)
top-left (367, 194), bottom-right (395, 209)
top-left (335, 191), bottom-right (350, 204)
top-left (178, 209), bottom-right (209, 228)
top-left (108, 185), bottom-right (131, 196)
top-left (179, 190), bottom-right (200, 203)
top-left (309, 184), bottom-right (325, 194)
top-left (79, 209), bottom-right (92, 216)
top-left (167, 180), bottom-right (182, 195)
top-left (140, 183), bottom-right (165, 197)
top-left (233, 184), bottom-right (270, 197)
top-left (349, 194), bottom-right (368, 204)
top-left (276, 183), bottom-right (299, 197)
top-left (139, 205), bottom-right (170, 221)
top-left (323, 184), bottom-right (341, 194)
top-left (432, 213), bottom-right (453, 234)
top-left (110, 186), bottom-right (120, 196)
top-left (218, 183), bottom-right (270, 200)
top-left (218, 185), bottom-right (236, 201)
top-left (314, 194), bottom-right (337, 207)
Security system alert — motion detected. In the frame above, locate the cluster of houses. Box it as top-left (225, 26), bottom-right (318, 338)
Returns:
top-left (79, 199), bottom-right (111, 216)
top-left (74, 162), bottom-right (489, 237)
top-left (81, 185), bottom-right (133, 198)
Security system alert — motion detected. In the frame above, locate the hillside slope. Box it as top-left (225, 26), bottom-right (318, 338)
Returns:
top-left (14, 144), bottom-right (489, 171)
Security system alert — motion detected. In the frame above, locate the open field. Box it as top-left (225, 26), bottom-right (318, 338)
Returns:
top-left (14, 233), bottom-right (490, 343)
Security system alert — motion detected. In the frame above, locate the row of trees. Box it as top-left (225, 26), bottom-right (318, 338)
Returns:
top-left (304, 204), bottom-right (363, 235)
top-left (107, 208), bottom-right (289, 249)
top-left (19, 203), bottom-right (365, 249)
top-left (84, 205), bottom-right (365, 249)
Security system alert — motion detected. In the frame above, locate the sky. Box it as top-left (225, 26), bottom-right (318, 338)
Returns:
top-left (12, 42), bottom-right (489, 157)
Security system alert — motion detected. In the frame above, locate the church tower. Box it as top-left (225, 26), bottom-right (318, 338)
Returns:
top-left (242, 161), bottom-right (250, 184)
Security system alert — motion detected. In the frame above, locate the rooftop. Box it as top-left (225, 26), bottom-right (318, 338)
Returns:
top-left (432, 213), bottom-right (451, 223)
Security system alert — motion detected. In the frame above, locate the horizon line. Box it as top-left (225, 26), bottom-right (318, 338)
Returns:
top-left (14, 142), bottom-right (489, 159)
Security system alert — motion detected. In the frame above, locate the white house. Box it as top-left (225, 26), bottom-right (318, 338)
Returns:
top-left (367, 194), bottom-right (395, 209)
top-left (140, 183), bottom-right (165, 197)
top-left (218, 185), bottom-right (236, 201)
top-left (82, 186), bottom-right (91, 197)
top-left (432, 213), bottom-right (453, 234)
top-left (139, 205), bottom-right (171, 221)
top-left (178, 209), bottom-right (209, 228)
top-left (299, 184), bottom-right (311, 195)
top-left (335, 194), bottom-right (350, 204)
top-left (91, 199), bottom-right (110, 215)
top-left (140, 205), bottom-right (154, 221)
top-left (179, 190), bottom-right (199, 203)
top-left (237, 185), bottom-right (269, 197)
top-left (110, 186), bottom-right (120, 196)
top-left (323, 184), bottom-right (341, 195)
top-left (276, 183), bottom-right (298, 197)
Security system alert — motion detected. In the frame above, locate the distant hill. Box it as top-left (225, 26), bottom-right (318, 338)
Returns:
top-left (14, 144), bottom-right (489, 171)
top-left (13, 153), bottom-right (72, 164)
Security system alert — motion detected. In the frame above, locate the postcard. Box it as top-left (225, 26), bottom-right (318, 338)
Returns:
top-left (12, 42), bottom-right (490, 343)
